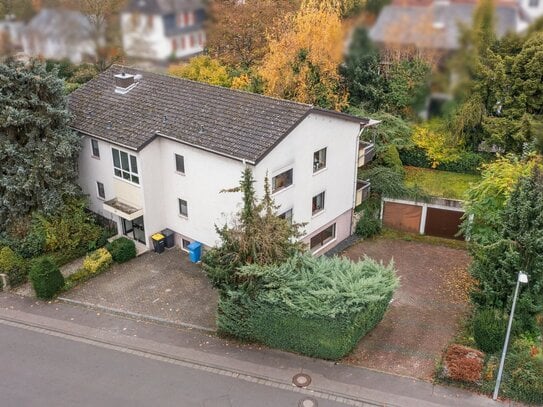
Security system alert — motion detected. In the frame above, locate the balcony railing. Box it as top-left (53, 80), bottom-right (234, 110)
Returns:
top-left (356, 179), bottom-right (371, 206)
top-left (358, 141), bottom-right (376, 167)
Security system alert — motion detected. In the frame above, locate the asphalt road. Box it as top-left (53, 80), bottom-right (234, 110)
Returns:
top-left (0, 324), bottom-right (345, 407)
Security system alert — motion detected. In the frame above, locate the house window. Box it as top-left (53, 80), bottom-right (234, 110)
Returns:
top-left (131, 12), bottom-right (140, 27)
top-left (171, 38), bottom-right (177, 52)
top-left (272, 169), bottom-right (293, 193)
top-left (310, 223), bottom-right (336, 250)
top-left (112, 148), bottom-right (139, 184)
top-left (312, 191), bottom-right (325, 215)
top-left (180, 36), bottom-right (186, 50)
top-left (529, 0), bottom-right (539, 7)
top-left (182, 239), bottom-right (191, 250)
top-left (189, 34), bottom-right (195, 48)
top-left (91, 139), bottom-right (100, 158)
top-left (147, 14), bottom-right (153, 29)
top-left (175, 154), bottom-right (185, 174)
top-left (313, 147), bottom-right (326, 172)
top-left (178, 198), bottom-right (188, 217)
top-left (278, 208), bottom-right (293, 223)
top-left (184, 11), bottom-right (190, 26)
top-left (96, 181), bottom-right (105, 199)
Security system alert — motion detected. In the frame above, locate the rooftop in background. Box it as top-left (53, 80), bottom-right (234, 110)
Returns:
top-left (68, 66), bottom-right (367, 164)
top-left (123, 0), bottom-right (205, 14)
top-left (25, 8), bottom-right (93, 40)
top-left (370, 1), bottom-right (523, 50)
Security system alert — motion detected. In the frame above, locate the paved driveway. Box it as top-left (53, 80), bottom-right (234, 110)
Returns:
top-left (341, 238), bottom-right (473, 380)
top-left (61, 248), bottom-right (218, 330)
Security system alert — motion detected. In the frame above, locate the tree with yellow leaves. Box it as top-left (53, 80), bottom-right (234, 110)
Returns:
top-left (301, 0), bottom-right (364, 17)
top-left (259, 8), bottom-right (347, 110)
top-left (168, 56), bottom-right (232, 88)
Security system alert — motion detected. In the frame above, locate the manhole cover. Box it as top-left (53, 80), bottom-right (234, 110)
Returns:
top-left (298, 397), bottom-right (318, 407)
top-left (292, 373), bottom-right (312, 388)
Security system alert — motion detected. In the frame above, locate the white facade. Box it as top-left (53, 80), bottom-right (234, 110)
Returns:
top-left (78, 113), bottom-right (363, 254)
top-left (519, 0), bottom-right (543, 22)
top-left (121, 11), bottom-right (204, 61)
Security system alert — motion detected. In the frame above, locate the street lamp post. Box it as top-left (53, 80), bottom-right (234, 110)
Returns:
top-left (492, 272), bottom-right (529, 401)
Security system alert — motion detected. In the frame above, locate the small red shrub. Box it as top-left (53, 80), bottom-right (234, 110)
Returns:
top-left (443, 344), bottom-right (485, 383)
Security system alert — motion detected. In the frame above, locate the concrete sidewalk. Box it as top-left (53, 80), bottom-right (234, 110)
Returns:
top-left (0, 293), bottom-right (508, 407)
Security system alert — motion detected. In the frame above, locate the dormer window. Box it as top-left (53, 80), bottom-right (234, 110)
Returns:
top-left (529, 0), bottom-right (539, 7)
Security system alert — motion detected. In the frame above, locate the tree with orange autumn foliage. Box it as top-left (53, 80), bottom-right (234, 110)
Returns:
top-left (206, 0), bottom-right (300, 69)
top-left (259, 8), bottom-right (347, 110)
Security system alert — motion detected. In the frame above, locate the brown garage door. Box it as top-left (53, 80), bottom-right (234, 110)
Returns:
top-left (382, 202), bottom-right (422, 234)
top-left (424, 207), bottom-right (464, 239)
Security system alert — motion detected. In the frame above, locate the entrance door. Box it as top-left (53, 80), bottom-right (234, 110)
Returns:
top-left (122, 216), bottom-right (146, 244)
top-left (132, 216), bottom-right (145, 244)
top-left (122, 218), bottom-right (133, 235)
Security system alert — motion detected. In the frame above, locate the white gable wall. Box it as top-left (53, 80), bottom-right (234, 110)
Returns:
top-left (254, 113), bottom-right (360, 251)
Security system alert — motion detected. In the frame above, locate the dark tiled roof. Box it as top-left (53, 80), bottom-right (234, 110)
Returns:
top-left (69, 66), bottom-right (363, 163)
top-left (124, 0), bottom-right (204, 14)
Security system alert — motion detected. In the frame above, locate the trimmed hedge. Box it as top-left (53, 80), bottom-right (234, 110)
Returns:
top-left (83, 248), bottom-right (112, 274)
top-left (399, 147), bottom-right (493, 174)
top-left (29, 257), bottom-right (65, 300)
top-left (473, 307), bottom-right (520, 354)
top-left (217, 254), bottom-right (398, 360)
top-left (0, 246), bottom-right (27, 287)
top-left (106, 237), bottom-right (136, 263)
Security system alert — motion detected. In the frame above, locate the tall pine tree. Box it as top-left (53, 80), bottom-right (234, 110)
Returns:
top-left (0, 58), bottom-right (81, 231)
top-left (470, 164), bottom-right (543, 329)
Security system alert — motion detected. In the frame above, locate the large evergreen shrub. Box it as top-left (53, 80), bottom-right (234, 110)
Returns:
top-left (29, 257), bottom-right (65, 300)
top-left (106, 237), bottom-right (137, 263)
top-left (0, 59), bottom-right (81, 231)
top-left (218, 254), bottom-right (398, 359)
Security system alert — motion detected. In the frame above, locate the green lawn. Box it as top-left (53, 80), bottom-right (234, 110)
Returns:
top-left (404, 166), bottom-right (480, 200)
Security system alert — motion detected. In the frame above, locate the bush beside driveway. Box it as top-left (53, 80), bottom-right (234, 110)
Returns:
top-left (341, 238), bottom-right (473, 380)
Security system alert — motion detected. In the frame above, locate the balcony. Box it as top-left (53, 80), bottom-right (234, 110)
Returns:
top-left (356, 179), bottom-right (371, 206)
top-left (358, 141), bottom-right (376, 168)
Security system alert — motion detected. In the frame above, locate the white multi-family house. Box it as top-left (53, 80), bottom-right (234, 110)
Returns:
top-left (121, 0), bottom-right (206, 61)
top-left (68, 66), bottom-right (375, 254)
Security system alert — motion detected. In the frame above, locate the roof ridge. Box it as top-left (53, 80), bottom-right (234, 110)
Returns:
top-left (110, 64), bottom-right (314, 110)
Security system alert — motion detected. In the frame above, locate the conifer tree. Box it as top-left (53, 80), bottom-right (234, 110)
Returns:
top-left (341, 27), bottom-right (385, 111)
top-left (470, 165), bottom-right (543, 329)
top-left (203, 167), bottom-right (304, 289)
top-left (0, 58), bottom-right (81, 231)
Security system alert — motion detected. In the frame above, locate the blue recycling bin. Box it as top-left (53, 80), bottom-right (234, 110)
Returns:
top-left (187, 241), bottom-right (202, 263)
